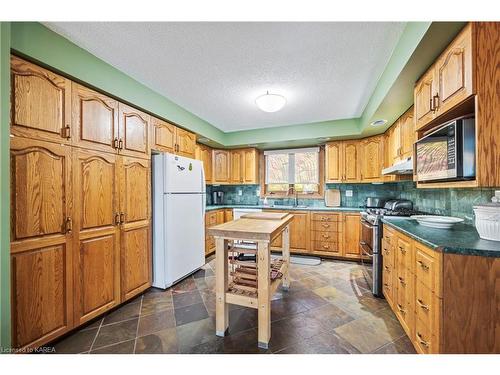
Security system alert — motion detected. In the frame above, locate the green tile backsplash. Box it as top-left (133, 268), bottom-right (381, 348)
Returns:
top-left (207, 182), bottom-right (498, 224)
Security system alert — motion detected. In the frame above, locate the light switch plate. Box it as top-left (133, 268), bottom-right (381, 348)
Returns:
top-left (345, 190), bottom-right (353, 197)
top-left (238, 189), bottom-right (243, 196)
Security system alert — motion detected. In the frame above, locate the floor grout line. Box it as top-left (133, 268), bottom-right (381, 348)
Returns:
top-left (88, 316), bottom-right (105, 353)
top-left (132, 295), bottom-right (144, 354)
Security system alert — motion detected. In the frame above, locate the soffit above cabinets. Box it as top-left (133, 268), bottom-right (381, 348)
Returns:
top-left (44, 22), bottom-right (405, 132)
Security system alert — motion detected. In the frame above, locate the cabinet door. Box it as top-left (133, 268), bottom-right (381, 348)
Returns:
top-left (120, 156), bottom-right (151, 301)
top-left (414, 68), bottom-right (437, 130)
top-left (243, 148), bottom-right (259, 184)
top-left (71, 83), bottom-right (119, 154)
top-left (73, 149), bottom-right (121, 325)
top-left (361, 136), bottom-right (383, 182)
top-left (118, 103), bottom-right (150, 159)
top-left (343, 213), bottom-right (361, 258)
top-left (121, 223), bottom-right (151, 301)
top-left (202, 146), bottom-right (213, 183)
top-left (151, 117), bottom-right (175, 153)
top-left (325, 142), bottom-right (343, 182)
top-left (213, 150), bottom-right (230, 183)
top-left (10, 56), bottom-right (71, 144)
top-left (224, 209), bottom-right (234, 222)
top-left (10, 137), bottom-right (73, 349)
top-left (400, 108), bottom-right (415, 160)
top-left (176, 128), bottom-right (196, 158)
top-left (289, 211), bottom-right (310, 252)
top-left (436, 24), bottom-right (473, 116)
top-left (343, 141), bottom-right (361, 182)
top-left (391, 121), bottom-right (402, 163)
top-left (230, 150), bottom-right (243, 184)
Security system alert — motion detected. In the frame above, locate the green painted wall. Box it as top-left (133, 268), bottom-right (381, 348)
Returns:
top-left (0, 22), bottom-right (11, 351)
top-left (10, 22), bottom-right (226, 145)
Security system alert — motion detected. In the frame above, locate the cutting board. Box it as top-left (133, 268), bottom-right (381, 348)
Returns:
top-left (241, 212), bottom-right (289, 220)
top-left (325, 189), bottom-right (341, 207)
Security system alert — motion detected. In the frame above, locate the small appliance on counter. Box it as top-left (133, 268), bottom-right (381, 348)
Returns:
top-left (212, 191), bottom-right (224, 205)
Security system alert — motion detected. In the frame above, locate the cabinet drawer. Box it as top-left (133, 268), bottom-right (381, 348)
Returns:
top-left (206, 212), bottom-right (218, 226)
top-left (415, 247), bottom-right (438, 293)
top-left (312, 221), bottom-right (339, 232)
top-left (312, 241), bottom-right (339, 252)
top-left (382, 226), bottom-right (395, 245)
top-left (414, 318), bottom-right (433, 354)
top-left (396, 236), bottom-right (412, 270)
top-left (415, 281), bottom-right (436, 326)
top-left (382, 268), bottom-right (394, 301)
top-left (382, 240), bottom-right (393, 266)
top-left (312, 213), bottom-right (339, 222)
top-left (312, 231), bottom-right (337, 242)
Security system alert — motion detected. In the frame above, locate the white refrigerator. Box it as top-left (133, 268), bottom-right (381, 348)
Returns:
top-left (152, 152), bottom-right (206, 289)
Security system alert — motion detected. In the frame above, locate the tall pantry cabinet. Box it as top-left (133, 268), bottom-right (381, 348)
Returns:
top-left (9, 56), bottom-right (152, 349)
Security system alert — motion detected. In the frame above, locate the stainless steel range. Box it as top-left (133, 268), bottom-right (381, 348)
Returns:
top-left (359, 198), bottom-right (418, 297)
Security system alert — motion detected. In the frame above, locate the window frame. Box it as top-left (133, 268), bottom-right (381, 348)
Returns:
top-left (259, 146), bottom-right (325, 199)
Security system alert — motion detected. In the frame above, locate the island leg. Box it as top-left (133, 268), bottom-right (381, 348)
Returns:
top-left (215, 237), bottom-right (229, 336)
top-left (257, 240), bottom-right (271, 349)
top-left (282, 224), bottom-right (290, 290)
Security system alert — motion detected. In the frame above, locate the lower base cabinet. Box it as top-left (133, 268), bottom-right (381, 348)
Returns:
top-left (382, 224), bottom-right (499, 354)
top-left (205, 209), bottom-right (232, 255)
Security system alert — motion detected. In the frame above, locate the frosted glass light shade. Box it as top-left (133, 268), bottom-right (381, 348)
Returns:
top-left (255, 92), bottom-right (286, 112)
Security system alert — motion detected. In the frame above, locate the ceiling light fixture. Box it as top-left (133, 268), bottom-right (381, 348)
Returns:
top-left (255, 91), bottom-right (286, 113)
top-left (370, 119), bottom-right (388, 127)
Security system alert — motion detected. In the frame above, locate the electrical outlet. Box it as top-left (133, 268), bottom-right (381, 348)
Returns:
top-left (345, 190), bottom-right (353, 197)
top-left (238, 189), bottom-right (242, 196)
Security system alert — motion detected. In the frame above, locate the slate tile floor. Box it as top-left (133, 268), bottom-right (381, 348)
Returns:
top-left (51, 258), bottom-right (416, 354)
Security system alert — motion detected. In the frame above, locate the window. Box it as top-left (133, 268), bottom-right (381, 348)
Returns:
top-left (264, 147), bottom-right (321, 195)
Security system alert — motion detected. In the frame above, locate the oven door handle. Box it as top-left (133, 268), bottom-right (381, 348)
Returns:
top-left (360, 219), bottom-right (376, 230)
top-left (359, 241), bottom-right (374, 258)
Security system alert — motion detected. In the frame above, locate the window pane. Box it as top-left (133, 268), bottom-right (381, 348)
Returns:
top-left (294, 184), bottom-right (319, 193)
top-left (295, 152), bottom-right (319, 184)
top-left (267, 183), bottom-right (289, 192)
top-left (266, 154), bottom-right (289, 184)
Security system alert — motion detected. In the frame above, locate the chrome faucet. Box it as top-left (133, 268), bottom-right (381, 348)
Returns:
top-left (288, 187), bottom-right (299, 207)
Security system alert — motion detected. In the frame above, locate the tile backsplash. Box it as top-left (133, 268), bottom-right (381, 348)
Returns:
top-left (207, 182), bottom-right (499, 224)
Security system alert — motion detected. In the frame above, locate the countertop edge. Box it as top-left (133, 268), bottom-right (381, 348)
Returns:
top-left (206, 205), bottom-right (363, 212)
top-left (381, 219), bottom-right (500, 258)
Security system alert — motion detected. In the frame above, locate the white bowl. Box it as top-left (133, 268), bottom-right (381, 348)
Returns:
top-left (410, 215), bottom-right (464, 229)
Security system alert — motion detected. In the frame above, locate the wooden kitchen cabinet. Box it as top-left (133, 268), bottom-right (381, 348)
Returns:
top-left (175, 127), bottom-right (196, 158)
top-left (325, 141), bottom-right (361, 183)
top-left (342, 213), bottom-right (361, 258)
top-left (230, 150), bottom-right (243, 183)
top-left (118, 103), bottom-right (150, 159)
top-left (213, 150), bottom-right (231, 183)
top-left (267, 210), bottom-right (310, 253)
top-left (151, 117), bottom-right (176, 153)
top-left (10, 56), bottom-right (72, 144)
top-left (229, 148), bottom-right (259, 184)
top-left (414, 24), bottom-right (473, 131)
top-left (71, 83), bottom-right (120, 154)
top-left (310, 213), bottom-right (342, 256)
top-left (72, 149), bottom-right (121, 325)
top-left (119, 156), bottom-right (151, 301)
top-left (224, 209), bottom-right (234, 222)
top-left (195, 143), bottom-right (213, 183)
top-left (399, 107), bottom-right (415, 160)
top-left (10, 137), bottom-right (74, 349)
top-left (360, 135), bottom-right (384, 182)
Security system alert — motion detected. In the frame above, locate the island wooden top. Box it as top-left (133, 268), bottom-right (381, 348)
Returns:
top-left (207, 213), bottom-right (294, 241)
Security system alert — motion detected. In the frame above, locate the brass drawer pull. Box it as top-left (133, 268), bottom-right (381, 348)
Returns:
top-left (417, 260), bottom-right (429, 270)
top-left (383, 283), bottom-right (390, 287)
top-left (417, 332), bottom-right (429, 347)
top-left (384, 265), bottom-right (390, 271)
top-left (322, 244), bottom-right (330, 249)
top-left (397, 304), bottom-right (406, 314)
top-left (113, 137), bottom-right (119, 149)
top-left (322, 234), bottom-right (330, 239)
top-left (114, 212), bottom-right (121, 226)
top-left (417, 299), bottom-right (430, 310)
top-left (321, 223), bottom-right (330, 228)
top-left (398, 276), bottom-right (406, 286)
top-left (399, 246), bottom-right (406, 254)
top-left (120, 212), bottom-right (126, 224)
top-left (65, 217), bottom-right (73, 233)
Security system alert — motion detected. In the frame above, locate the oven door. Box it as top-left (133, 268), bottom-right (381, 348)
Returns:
top-left (360, 219), bottom-right (375, 258)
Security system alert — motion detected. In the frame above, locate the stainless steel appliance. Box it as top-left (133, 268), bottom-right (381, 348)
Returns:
top-left (360, 199), bottom-right (418, 297)
top-left (212, 191), bottom-right (224, 205)
top-left (416, 117), bottom-right (475, 183)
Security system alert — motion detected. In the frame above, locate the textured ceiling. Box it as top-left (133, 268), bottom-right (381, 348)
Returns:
top-left (44, 22), bottom-right (405, 132)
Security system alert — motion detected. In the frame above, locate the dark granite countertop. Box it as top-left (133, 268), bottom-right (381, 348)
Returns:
top-left (382, 218), bottom-right (500, 258)
top-left (206, 204), bottom-right (363, 212)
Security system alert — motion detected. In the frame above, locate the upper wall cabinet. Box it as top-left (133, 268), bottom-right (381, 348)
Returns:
top-left (10, 56), bottom-right (72, 144)
top-left (151, 117), bottom-right (176, 153)
top-left (195, 143), bottom-right (213, 183)
top-left (414, 24), bottom-right (473, 131)
top-left (213, 150), bottom-right (231, 184)
top-left (72, 83), bottom-right (120, 154)
top-left (325, 141), bottom-right (361, 183)
top-left (118, 104), bottom-right (150, 159)
top-left (360, 135), bottom-right (385, 182)
top-left (150, 117), bottom-right (196, 159)
top-left (229, 148), bottom-right (259, 184)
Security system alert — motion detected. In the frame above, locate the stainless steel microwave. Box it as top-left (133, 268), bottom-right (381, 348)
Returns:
top-left (415, 117), bottom-right (476, 182)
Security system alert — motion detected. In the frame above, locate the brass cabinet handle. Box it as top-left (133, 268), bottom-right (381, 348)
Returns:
top-left (321, 223), bottom-right (330, 228)
top-left (398, 245), bottom-right (406, 254)
top-left (384, 265), bottom-right (390, 271)
top-left (322, 234), bottom-right (330, 239)
top-left (417, 260), bottom-right (429, 270)
top-left (397, 304), bottom-right (406, 314)
top-left (114, 212), bottom-right (121, 226)
top-left (62, 125), bottom-right (71, 139)
top-left (118, 138), bottom-right (124, 150)
top-left (120, 212), bottom-right (125, 224)
top-left (429, 98), bottom-right (435, 112)
top-left (417, 299), bottom-right (430, 311)
top-left (383, 283), bottom-right (390, 287)
top-left (416, 332), bottom-right (429, 347)
top-left (323, 244), bottom-right (329, 249)
top-left (113, 137), bottom-right (119, 149)
top-left (65, 217), bottom-right (72, 233)
top-left (398, 276), bottom-right (406, 286)
top-left (432, 94), bottom-right (440, 111)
